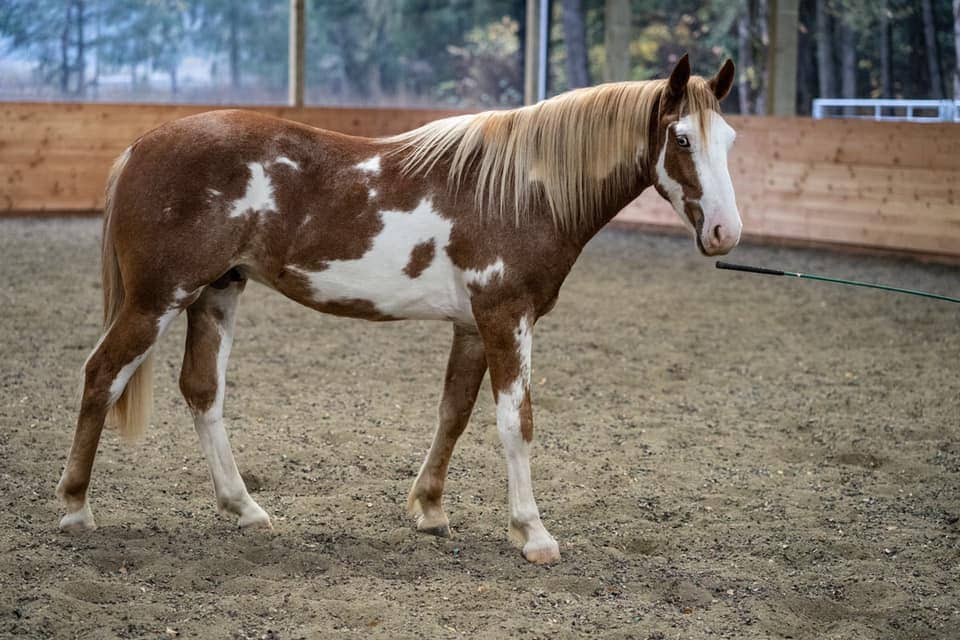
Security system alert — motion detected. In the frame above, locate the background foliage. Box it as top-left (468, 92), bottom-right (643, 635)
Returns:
top-left (0, 0), bottom-right (957, 114)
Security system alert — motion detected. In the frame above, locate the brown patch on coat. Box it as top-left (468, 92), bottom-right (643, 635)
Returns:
top-left (403, 239), bottom-right (435, 278)
top-left (663, 125), bottom-right (703, 202)
top-left (519, 392), bottom-right (533, 442)
top-left (683, 200), bottom-right (705, 237)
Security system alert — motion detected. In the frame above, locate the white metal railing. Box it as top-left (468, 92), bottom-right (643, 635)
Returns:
top-left (812, 98), bottom-right (960, 123)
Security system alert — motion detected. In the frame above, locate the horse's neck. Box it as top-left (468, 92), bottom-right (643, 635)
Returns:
top-left (567, 173), bottom-right (653, 248)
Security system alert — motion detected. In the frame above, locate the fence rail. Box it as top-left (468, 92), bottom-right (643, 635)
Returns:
top-left (812, 98), bottom-right (960, 123)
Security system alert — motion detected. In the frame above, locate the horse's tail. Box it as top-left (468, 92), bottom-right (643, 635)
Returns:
top-left (101, 147), bottom-right (153, 442)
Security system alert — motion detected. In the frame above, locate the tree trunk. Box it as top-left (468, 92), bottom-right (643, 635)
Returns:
top-left (921, 0), bottom-right (943, 98)
top-left (795, 0), bottom-right (817, 115)
top-left (815, 0), bottom-right (835, 98)
top-left (562, 0), bottom-right (589, 88)
top-left (954, 0), bottom-right (960, 99)
top-left (92, 0), bottom-right (101, 100)
top-left (61, 2), bottom-right (73, 94)
top-left (229, 5), bottom-right (240, 90)
top-left (75, 0), bottom-right (85, 97)
top-left (603, 0), bottom-right (631, 82)
top-left (880, 2), bottom-right (892, 98)
top-left (839, 18), bottom-right (856, 99)
top-left (754, 0), bottom-right (769, 114)
top-left (737, 2), bottom-right (754, 114)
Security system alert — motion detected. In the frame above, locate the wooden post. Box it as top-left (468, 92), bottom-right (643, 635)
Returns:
top-left (767, 0), bottom-right (799, 116)
top-left (289, 0), bottom-right (306, 107)
top-left (524, 0), bottom-right (541, 105)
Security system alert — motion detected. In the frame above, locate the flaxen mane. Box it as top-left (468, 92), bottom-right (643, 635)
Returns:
top-left (386, 77), bottom-right (720, 231)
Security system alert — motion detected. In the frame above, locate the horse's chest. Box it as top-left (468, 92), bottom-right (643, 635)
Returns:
top-left (284, 199), bottom-right (491, 322)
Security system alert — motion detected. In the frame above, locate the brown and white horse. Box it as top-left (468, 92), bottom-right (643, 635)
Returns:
top-left (57, 55), bottom-right (741, 564)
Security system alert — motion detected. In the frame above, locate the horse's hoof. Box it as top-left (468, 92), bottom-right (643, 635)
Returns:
top-left (417, 523), bottom-right (451, 538)
top-left (59, 503), bottom-right (96, 532)
top-left (237, 503), bottom-right (272, 530)
top-left (522, 540), bottom-right (561, 565)
top-left (416, 511), bottom-right (451, 538)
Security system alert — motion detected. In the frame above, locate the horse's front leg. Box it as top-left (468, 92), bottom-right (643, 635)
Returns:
top-left (476, 307), bottom-right (560, 564)
top-left (408, 324), bottom-right (487, 537)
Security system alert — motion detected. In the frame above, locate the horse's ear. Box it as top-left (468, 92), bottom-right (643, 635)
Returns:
top-left (709, 58), bottom-right (735, 101)
top-left (668, 54), bottom-right (691, 99)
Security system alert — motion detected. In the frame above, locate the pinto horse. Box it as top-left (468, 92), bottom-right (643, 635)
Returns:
top-left (57, 55), bottom-right (741, 564)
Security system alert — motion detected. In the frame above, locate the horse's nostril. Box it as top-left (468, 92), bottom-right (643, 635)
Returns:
top-left (712, 225), bottom-right (723, 242)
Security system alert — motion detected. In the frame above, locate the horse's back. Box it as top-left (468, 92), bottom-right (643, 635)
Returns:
top-left (106, 110), bottom-right (480, 322)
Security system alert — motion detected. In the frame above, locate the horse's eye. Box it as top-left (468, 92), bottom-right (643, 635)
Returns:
top-left (676, 134), bottom-right (690, 148)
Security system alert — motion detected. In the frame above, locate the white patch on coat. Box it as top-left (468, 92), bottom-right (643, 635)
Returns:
top-left (207, 188), bottom-right (222, 197)
top-left (228, 162), bottom-right (277, 218)
top-left (274, 156), bottom-right (299, 170)
top-left (369, 188), bottom-right (378, 199)
top-left (464, 257), bottom-right (505, 288)
top-left (354, 155), bottom-right (381, 174)
top-left (287, 198), bottom-right (502, 322)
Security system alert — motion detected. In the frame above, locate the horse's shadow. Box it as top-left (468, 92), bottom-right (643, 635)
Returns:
top-left (65, 516), bottom-right (553, 591)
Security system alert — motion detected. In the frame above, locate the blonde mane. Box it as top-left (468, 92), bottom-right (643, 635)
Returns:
top-left (385, 77), bottom-right (720, 230)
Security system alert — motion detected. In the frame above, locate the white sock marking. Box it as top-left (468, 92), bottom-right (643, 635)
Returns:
top-left (495, 317), bottom-right (555, 554)
top-left (190, 292), bottom-right (266, 524)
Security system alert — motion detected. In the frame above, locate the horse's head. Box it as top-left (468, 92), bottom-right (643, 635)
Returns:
top-left (652, 55), bottom-right (741, 257)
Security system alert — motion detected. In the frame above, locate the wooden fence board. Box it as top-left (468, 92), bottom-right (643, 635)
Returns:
top-left (1, 102), bottom-right (959, 259)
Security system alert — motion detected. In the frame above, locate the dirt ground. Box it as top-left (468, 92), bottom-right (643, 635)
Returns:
top-left (1, 217), bottom-right (958, 639)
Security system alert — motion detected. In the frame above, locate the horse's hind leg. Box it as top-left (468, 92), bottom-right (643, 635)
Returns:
top-left (179, 280), bottom-right (271, 529)
top-left (57, 305), bottom-right (177, 531)
top-left (408, 325), bottom-right (487, 537)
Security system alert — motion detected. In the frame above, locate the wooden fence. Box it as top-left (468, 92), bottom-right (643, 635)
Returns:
top-left (2, 102), bottom-right (959, 260)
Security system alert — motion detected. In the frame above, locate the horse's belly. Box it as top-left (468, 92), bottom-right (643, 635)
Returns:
top-left (287, 260), bottom-right (472, 322)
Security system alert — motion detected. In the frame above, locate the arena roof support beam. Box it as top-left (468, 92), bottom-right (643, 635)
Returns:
top-left (524, 0), bottom-right (549, 105)
top-left (767, 0), bottom-right (799, 116)
top-left (289, 0), bottom-right (306, 107)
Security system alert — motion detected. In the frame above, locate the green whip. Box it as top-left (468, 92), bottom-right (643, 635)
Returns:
top-left (716, 261), bottom-right (960, 305)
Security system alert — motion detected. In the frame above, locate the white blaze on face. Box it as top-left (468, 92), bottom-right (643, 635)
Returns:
top-left (287, 198), bottom-right (503, 323)
top-left (657, 111), bottom-right (742, 254)
top-left (229, 162), bottom-right (277, 218)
